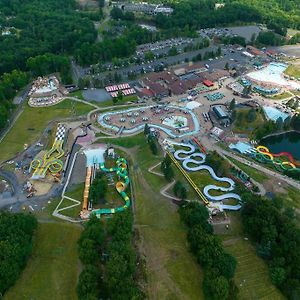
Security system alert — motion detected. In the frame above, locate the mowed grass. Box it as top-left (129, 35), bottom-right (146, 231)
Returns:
top-left (226, 156), bottom-right (269, 183)
top-left (102, 135), bottom-right (204, 299)
top-left (0, 100), bottom-right (93, 163)
top-left (270, 91), bottom-right (293, 100)
top-left (216, 213), bottom-right (284, 300)
top-left (4, 222), bottom-right (82, 300)
top-left (285, 64), bottom-right (300, 78)
top-left (225, 240), bottom-right (284, 300)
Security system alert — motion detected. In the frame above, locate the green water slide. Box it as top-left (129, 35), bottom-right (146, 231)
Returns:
top-left (92, 158), bottom-right (131, 218)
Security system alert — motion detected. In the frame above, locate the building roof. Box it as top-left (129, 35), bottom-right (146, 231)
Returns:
top-left (246, 45), bottom-right (263, 56)
top-left (213, 106), bottom-right (228, 119)
top-left (143, 79), bottom-right (168, 96)
top-left (203, 79), bottom-right (214, 87)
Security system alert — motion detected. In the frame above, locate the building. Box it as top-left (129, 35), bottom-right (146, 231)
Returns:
top-left (203, 80), bottom-right (214, 87)
top-left (213, 106), bottom-right (229, 119)
top-left (115, 2), bottom-right (173, 15)
top-left (210, 126), bottom-right (225, 140)
top-left (246, 45), bottom-right (263, 57)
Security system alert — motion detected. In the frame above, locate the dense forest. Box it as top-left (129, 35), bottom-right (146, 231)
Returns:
top-left (155, 0), bottom-right (300, 32)
top-left (77, 211), bottom-right (142, 300)
top-left (0, 212), bottom-right (37, 295)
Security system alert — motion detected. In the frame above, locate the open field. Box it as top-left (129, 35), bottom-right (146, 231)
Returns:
top-left (99, 134), bottom-right (204, 299)
top-left (216, 213), bottom-right (284, 300)
top-left (285, 64), bottom-right (300, 78)
top-left (4, 222), bottom-right (82, 300)
top-left (0, 100), bottom-right (93, 163)
top-left (270, 91), bottom-right (293, 100)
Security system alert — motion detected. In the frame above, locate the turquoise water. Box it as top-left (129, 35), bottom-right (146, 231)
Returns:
top-left (84, 148), bottom-right (105, 166)
top-left (261, 131), bottom-right (300, 161)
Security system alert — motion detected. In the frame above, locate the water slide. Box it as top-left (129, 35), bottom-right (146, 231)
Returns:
top-left (255, 145), bottom-right (300, 171)
top-left (169, 141), bottom-right (242, 210)
top-left (90, 158), bottom-right (131, 218)
top-left (82, 166), bottom-right (92, 210)
top-left (30, 126), bottom-right (65, 179)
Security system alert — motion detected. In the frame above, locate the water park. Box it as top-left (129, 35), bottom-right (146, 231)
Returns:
top-left (80, 146), bottom-right (131, 219)
top-left (167, 140), bottom-right (242, 211)
top-left (28, 76), bottom-right (68, 107)
top-left (98, 104), bottom-right (200, 138)
top-left (30, 123), bottom-right (66, 180)
top-left (246, 62), bottom-right (300, 90)
top-left (229, 141), bottom-right (300, 173)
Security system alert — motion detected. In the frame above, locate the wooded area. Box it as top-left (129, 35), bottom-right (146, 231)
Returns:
top-left (0, 212), bottom-right (37, 295)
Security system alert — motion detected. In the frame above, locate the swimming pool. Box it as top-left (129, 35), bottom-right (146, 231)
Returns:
top-left (162, 116), bottom-right (188, 128)
top-left (247, 62), bottom-right (300, 89)
top-left (84, 148), bottom-right (105, 166)
top-left (263, 106), bottom-right (289, 122)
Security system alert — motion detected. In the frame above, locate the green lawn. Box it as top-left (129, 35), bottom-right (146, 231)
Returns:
top-left (98, 135), bottom-right (204, 299)
top-left (0, 100), bottom-right (93, 163)
top-left (285, 64), bottom-right (300, 78)
top-left (270, 91), bottom-right (293, 100)
top-left (216, 213), bottom-right (284, 300)
top-left (226, 156), bottom-right (269, 183)
top-left (99, 133), bottom-right (146, 148)
top-left (4, 222), bottom-right (82, 300)
top-left (233, 108), bottom-right (265, 134)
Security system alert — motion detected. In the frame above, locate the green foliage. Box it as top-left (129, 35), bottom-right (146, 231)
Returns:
top-left (0, 212), bottom-right (37, 295)
top-left (161, 155), bottom-right (174, 181)
top-left (154, 0), bottom-right (300, 33)
top-left (247, 108), bottom-right (257, 123)
top-left (88, 172), bottom-right (108, 205)
top-left (26, 53), bottom-right (72, 84)
top-left (104, 211), bottom-right (142, 299)
top-left (256, 31), bottom-right (284, 46)
top-left (173, 181), bottom-right (187, 200)
top-left (0, 0), bottom-right (96, 75)
top-left (77, 265), bottom-right (102, 300)
top-left (179, 202), bottom-right (237, 298)
top-left (241, 195), bottom-right (300, 298)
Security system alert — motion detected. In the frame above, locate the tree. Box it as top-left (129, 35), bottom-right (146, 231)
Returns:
top-left (247, 108), bottom-right (257, 123)
top-left (144, 123), bottom-right (150, 135)
top-left (225, 62), bottom-right (229, 70)
top-left (77, 265), bottom-right (101, 300)
top-left (229, 98), bottom-right (236, 111)
top-left (144, 51), bottom-right (154, 61)
top-left (203, 272), bottom-right (230, 300)
top-left (270, 267), bottom-right (286, 286)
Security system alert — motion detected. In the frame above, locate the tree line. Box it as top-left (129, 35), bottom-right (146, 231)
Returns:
top-left (179, 202), bottom-right (238, 299)
top-left (0, 212), bottom-right (37, 295)
top-left (154, 0), bottom-right (300, 33)
top-left (77, 211), bottom-right (143, 300)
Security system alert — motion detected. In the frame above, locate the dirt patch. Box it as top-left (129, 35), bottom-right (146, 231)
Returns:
top-left (33, 175), bottom-right (55, 196)
top-left (263, 178), bottom-right (288, 194)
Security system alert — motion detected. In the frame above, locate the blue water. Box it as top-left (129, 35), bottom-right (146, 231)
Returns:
top-left (84, 148), bottom-right (105, 166)
top-left (261, 131), bottom-right (300, 161)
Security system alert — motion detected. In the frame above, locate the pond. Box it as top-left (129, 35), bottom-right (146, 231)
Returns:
top-left (261, 131), bottom-right (300, 161)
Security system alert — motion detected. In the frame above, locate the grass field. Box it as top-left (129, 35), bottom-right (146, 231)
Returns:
top-left (4, 222), bottom-right (82, 300)
top-left (216, 213), bottom-right (284, 300)
top-left (99, 134), bottom-right (204, 299)
top-left (226, 156), bottom-right (269, 183)
top-left (0, 100), bottom-right (93, 163)
top-left (285, 64), bottom-right (300, 78)
top-left (233, 108), bottom-right (265, 134)
top-left (270, 91), bottom-right (293, 100)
